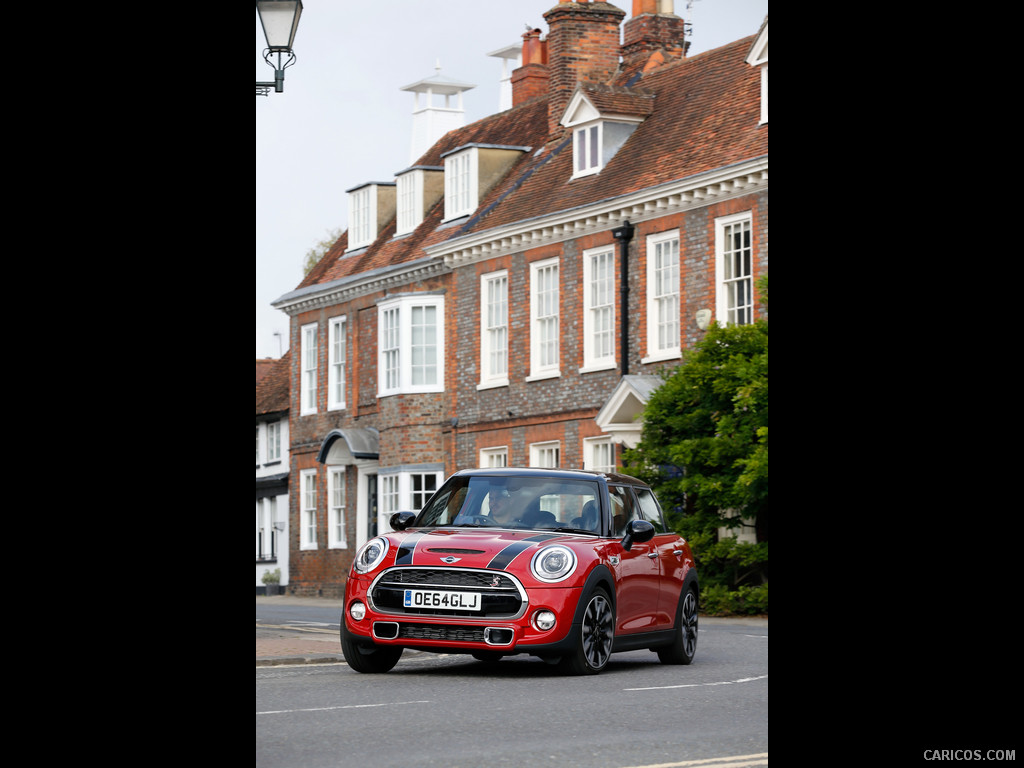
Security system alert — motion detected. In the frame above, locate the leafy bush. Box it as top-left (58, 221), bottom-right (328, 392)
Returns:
top-left (700, 583), bottom-right (769, 616)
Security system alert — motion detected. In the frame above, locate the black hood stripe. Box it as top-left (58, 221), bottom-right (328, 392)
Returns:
top-left (486, 533), bottom-right (560, 570)
top-left (394, 533), bottom-right (427, 566)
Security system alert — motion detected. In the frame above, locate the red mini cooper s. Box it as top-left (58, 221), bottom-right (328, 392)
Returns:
top-left (341, 468), bottom-right (698, 675)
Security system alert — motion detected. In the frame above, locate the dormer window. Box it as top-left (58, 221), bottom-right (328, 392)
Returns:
top-left (746, 19), bottom-right (768, 125)
top-left (573, 122), bottom-right (602, 177)
top-left (442, 143), bottom-right (530, 222)
top-left (443, 148), bottom-right (477, 221)
top-left (346, 182), bottom-right (396, 251)
top-left (561, 85), bottom-right (653, 180)
top-left (395, 166), bottom-right (444, 236)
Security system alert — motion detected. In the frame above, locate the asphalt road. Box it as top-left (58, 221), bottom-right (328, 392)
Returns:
top-left (256, 599), bottom-right (768, 768)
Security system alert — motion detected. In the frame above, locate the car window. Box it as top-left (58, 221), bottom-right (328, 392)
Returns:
top-left (416, 475), bottom-right (601, 533)
top-left (634, 487), bottom-right (667, 533)
top-left (608, 485), bottom-right (641, 537)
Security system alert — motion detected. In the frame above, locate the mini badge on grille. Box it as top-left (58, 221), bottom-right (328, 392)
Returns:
top-left (440, 556), bottom-right (461, 564)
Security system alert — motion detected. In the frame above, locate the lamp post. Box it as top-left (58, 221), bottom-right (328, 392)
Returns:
top-left (256, 1), bottom-right (303, 96)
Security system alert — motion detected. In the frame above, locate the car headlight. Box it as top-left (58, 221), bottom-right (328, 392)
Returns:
top-left (355, 537), bottom-right (389, 574)
top-left (530, 545), bottom-right (577, 583)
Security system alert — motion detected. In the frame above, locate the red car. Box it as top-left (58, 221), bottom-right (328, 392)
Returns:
top-left (341, 468), bottom-right (698, 675)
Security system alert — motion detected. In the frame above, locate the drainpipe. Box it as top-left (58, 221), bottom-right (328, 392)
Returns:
top-left (611, 220), bottom-right (635, 377)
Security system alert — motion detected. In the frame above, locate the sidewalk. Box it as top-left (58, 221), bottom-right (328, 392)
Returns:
top-left (256, 595), bottom-right (346, 666)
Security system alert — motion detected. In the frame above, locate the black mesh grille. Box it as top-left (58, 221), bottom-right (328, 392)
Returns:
top-left (370, 568), bottom-right (525, 618)
top-left (378, 568), bottom-right (518, 591)
top-left (398, 624), bottom-right (486, 643)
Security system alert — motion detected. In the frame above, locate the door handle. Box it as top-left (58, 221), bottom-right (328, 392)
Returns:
top-left (647, 552), bottom-right (658, 559)
top-left (673, 550), bottom-right (683, 556)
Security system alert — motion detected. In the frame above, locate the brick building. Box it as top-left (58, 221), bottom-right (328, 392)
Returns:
top-left (270, 1), bottom-right (768, 597)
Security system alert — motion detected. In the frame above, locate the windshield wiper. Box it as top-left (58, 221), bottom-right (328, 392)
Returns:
top-left (545, 527), bottom-right (598, 535)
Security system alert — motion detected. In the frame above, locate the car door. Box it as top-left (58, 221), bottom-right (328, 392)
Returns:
top-left (634, 486), bottom-right (687, 628)
top-left (608, 484), bottom-right (660, 634)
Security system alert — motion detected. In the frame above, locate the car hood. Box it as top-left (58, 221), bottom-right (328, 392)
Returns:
top-left (384, 527), bottom-right (582, 572)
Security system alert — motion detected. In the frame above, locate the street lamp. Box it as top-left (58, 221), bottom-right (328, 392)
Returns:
top-left (256, 1), bottom-right (303, 96)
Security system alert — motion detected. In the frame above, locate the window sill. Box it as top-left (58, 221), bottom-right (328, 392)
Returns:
top-left (477, 379), bottom-right (509, 391)
top-left (578, 361), bottom-right (616, 375)
top-left (641, 351), bottom-right (681, 365)
top-left (525, 370), bottom-right (561, 383)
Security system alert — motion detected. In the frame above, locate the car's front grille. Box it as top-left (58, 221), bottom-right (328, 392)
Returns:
top-left (369, 567), bottom-right (527, 619)
top-left (398, 623), bottom-right (486, 643)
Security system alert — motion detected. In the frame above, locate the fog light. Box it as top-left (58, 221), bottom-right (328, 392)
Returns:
top-left (534, 610), bottom-right (556, 631)
top-left (350, 601), bottom-right (366, 621)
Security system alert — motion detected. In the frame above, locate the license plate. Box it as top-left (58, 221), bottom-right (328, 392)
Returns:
top-left (404, 589), bottom-right (482, 611)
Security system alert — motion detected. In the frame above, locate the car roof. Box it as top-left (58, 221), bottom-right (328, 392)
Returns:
top-left (450, 467), bottom-right (650, 488)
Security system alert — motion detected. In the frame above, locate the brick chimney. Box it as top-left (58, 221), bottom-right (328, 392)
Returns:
top-left (511, 28), bottom-right (549, 106)
top-left (543, 0), bottom-right (626, 139)
top-left (621, 0), bottom-right (689, 73)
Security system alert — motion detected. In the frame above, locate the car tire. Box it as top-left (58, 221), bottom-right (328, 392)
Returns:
top-left (657, 586), bottom-right (698, 665)
top-left (558, 589), bottom-right (614, 675)
top-left (341, 623), bottom-right (403, 673)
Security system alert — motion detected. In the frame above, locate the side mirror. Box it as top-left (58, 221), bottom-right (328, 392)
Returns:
top-left (390, 511), bottom-right (418, 531)
top-left (621, 519), bottom-right (655, 551)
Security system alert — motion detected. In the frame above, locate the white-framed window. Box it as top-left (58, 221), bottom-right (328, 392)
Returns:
top-left (716, 212), bottom-right (754, 326)
top-left (348, 185), bottom-right (374, 249)
top-left (255, 426), bottom-right (259, 464)
top-left (444, 148), bottom-right (477, 220)
top-left (573, 122), bottom-right (602, 178)
top-left (328, 467), bottom-right (347, 549)
top-left (377, 469), bottom-right (444, 531)
top-left (300, 322), bottom-right (318, 415)
top-left (530, 441), bottom-right (561, 468)
top-left (396, 171), bottom-right (419, 236)
top-left (410, 472), bottom-right (439, 510)
top-left (266, 421), bottom-right (281, 462)
top-left (328, 316), bottom-right (347, 411)
top-left (584, 437), bottom-right (615, 473)
top-left (256, 497), bottom-right (278, 561)
top-left (644, 230), bottom-right (681, 362)
top-left (480, 446), bottom-right (508, 467)
top-left (378, 295), bottom-right (445, 397)
top-left (480, 271), bottom-right (509, 389)
top-left (528, 258), bottom-right (560, 380)
top-left (300, 468), bottom-right (318, 550)
top-left (582, 246), bottom-right (616, 372)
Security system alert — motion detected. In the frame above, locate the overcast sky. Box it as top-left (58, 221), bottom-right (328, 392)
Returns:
top-left (256, 0), bottom-right (767, 360)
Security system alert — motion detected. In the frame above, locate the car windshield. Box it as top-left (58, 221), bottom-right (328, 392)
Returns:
top-left (415, 475), bottom-right (602, 534)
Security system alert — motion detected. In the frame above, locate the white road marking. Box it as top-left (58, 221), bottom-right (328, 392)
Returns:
top-left (624, 674), bottom-right (767, 691)
top-left (257, 700), bottom-right (430, 716)
top-left (616, 753), bottom-right (768, 768)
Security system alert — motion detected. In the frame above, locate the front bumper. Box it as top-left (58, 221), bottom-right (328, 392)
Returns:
top-left (344, 568), bottom-right (582, 654)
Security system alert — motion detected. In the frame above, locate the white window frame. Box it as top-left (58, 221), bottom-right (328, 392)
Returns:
top-left (328, 467), bottom-right (347, 549)
top-left (266, 421), bottom-right (281, 462)
top-left (348, 185), bottom-right (376, 250)
top-left (572, 121), bottom-right (602, 178)
top-left (479, 270), bottom-right (509, 389)
top-left (300, 468), bottom-right (318, 550)
top-left (530, 441), bottom-right (561, 468)
top-left (584, 437), bottom-right (615, 473)
top-left (444, 148), bottom-right (478, 221)
top-left (644, 230), bottom-right (681, 362)
top-left (378, 469), bottom-right (444, 532)
top-left (480, 446), bottom-right (508, 467)
top-left (255, 426), bottom-right (259, 464)
top-left (300, 322), bottom-right (318, 415)
top-left (528, 257), bottom-right (560, 381)
top-left (328, 316), bottom-right (347, 411)
top-left (395, 171), bottom-right (419, 236)
top-left (715, 212), bottom-right (754, 326)
top-left (581, 246), bottom-right (616, 372)
top-left (377, 295), bottom-right (446, 397)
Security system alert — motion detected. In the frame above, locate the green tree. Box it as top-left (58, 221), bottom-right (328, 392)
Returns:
top-left (303, 227), bottom-right (344, 275)
top-left (623, 277), bottom-right (767, 595)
